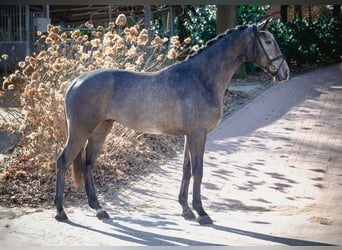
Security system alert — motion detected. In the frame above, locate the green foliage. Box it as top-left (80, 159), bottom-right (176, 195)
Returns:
top-left (270, 14), bottom-right (342, 65)
top-left (237, 5), bottom-right (270, 25)
top-left (171, 5), bottom-right (340, 67)
top-left (177, 5), bottom-right (217, 46)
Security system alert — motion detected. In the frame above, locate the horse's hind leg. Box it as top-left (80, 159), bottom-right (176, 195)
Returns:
top-left (55, 137), bottom-right (87, 221)
top-left (84, 120), bottom-right (113, 219)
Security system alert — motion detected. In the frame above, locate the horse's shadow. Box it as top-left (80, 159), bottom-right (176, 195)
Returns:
top-left (62, 66), bottom-right (339, 246)
top-left (64, 215), bottom-right (222, 246)
top-left (64, 215), bottom-right (335, 246)
top-left (210, 224), bottom-right (335, 246)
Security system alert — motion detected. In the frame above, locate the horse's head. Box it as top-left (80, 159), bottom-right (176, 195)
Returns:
top-left (247, 17), bottom-right (290, 83)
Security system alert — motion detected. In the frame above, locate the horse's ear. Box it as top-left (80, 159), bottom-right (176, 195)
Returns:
top-left (257, 16), bottom-right (273, 30)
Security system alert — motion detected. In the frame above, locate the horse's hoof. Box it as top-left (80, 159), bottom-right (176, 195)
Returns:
top-left (96, 209), bottom-right (110, 220)
top-left (55, 211), bottom-right (68, 222)
top-left (197, 215), bottom-right (213, 225)
top-left (182, 209), bottom-right (196, 220)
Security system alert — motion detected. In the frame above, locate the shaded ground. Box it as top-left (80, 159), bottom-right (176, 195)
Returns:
top-left (0, 64), bottom-right (341, 246)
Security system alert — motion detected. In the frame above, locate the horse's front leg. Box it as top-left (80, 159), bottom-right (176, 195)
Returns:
top-left (178, 136), bottom-right (196, 220)
top-left (187, 129), bottom-right (213, 225)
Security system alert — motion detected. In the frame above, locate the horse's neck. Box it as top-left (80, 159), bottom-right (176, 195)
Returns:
top-left (189, 28), bottom-right (251, 99)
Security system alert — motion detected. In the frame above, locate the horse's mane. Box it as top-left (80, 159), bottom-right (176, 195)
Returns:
top-left (186, 25), bottom-right (249, 60)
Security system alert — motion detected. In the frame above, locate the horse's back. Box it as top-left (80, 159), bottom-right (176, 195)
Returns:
top-left (64, 67), bottom-right (221, 135)
top-left (108, 69), bottom-right (189, 134)
top-left (64, 68), bottom-right (180, 133)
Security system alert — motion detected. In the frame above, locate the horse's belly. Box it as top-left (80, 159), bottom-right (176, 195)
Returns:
top-left (118, 115), bottom-right (185, 135)
top-left (110, 102), bottom-right (186, 135)
top-left (108, 88), bottom-right (221, 136)
top-left (112, 105), bottom-right (221, 136)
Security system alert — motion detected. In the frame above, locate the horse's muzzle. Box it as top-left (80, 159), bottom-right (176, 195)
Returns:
top-left (274, 67), bottom-right (290, 83)
top-left (273, 60), bottom-right (290, 83)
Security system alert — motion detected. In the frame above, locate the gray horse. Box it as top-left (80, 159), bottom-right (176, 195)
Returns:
top-left (54, 17), bottom-right (289, 225)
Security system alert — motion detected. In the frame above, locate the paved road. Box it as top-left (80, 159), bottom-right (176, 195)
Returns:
top-left (1, 64), bottom-right (341, 246)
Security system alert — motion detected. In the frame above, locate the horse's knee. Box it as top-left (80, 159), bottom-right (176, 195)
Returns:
top-left (178, 175), bottom-right (191, 205)
top-left (192, 174), bottom-right (203, 185)
top-left (182, 170), bottom-right (191, 180)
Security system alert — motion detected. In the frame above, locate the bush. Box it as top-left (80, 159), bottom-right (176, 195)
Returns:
top-left (0, 15), bottom-right (194, 206)
top-left (177, 5), bottom-right (217, 47)
top-left (237, 5), bottom-right (270, 25)
top-left (270, 14), bottom-right (342, 65)
top-left (237, 5), bottom-right (341, 67)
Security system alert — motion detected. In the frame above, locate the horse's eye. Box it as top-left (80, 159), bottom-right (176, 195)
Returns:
top-left (265, 40), bottom-right (272, 45)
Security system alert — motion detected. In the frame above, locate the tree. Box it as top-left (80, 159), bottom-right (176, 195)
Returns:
top-left (294, 5), bottom-right (302, 19)
top-left (280, 5), bottom-right (288, 22)
top-left (333, 5), bottom-right (341, 16)
top-left (178, 5), bottom-right (217, 46)
top-left (216, 5), bottom-right (237, 33)
top-left (174, 6), bottom-right (190, 42)
top-left (216, 5), bottom-right (247, 78)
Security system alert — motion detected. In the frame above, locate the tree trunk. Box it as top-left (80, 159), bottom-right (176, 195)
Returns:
top-left (174, 5), bottom-right (189, 42)
top-left (332, 5), bottom-right (341, 17)
top-left (144, 5), bottom-right (152, 58)
top-left (216, 5), bottom-right (246, 79)
top-left (294, 5), bottom-right (302, 20)
top-left (216, 5), bottom-right (237, 33)
top-left (280, 5), bottom-right (288, 22)
top-left (144, 5), bottom-right (152, 41)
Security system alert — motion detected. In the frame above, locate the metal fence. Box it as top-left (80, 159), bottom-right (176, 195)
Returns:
top-left (0, 5), bottom-right (27, 42)
top-left (0, 5), bottom-right (31, 71)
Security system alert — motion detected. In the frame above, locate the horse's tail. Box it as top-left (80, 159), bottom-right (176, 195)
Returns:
top-left (71, 147), bottom-right (86, 188)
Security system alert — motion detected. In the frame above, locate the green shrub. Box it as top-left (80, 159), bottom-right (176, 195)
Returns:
top-left (176, 5), bottom-right (217, 47)
top-left (270, 14), bottom-right (342, 65)
top-left (237, 5), bottom-right (270, 25)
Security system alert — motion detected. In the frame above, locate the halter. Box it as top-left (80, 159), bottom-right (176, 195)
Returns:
top-left (252, 25), bottom-right (285, 76)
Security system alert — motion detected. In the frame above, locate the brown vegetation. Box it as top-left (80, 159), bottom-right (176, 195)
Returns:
top-left (0, 16), bottom-right (250, 208)
top-left (0, 16), bottom-right (194, 207)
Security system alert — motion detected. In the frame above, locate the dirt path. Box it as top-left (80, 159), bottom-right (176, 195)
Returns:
top-left (1, 64), bottom-right (341, 246)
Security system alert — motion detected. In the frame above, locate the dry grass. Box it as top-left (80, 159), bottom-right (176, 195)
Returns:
top-left (0, 16), bottom-right (251, 208)
top-left (0, 16), bottom-right (192, 207)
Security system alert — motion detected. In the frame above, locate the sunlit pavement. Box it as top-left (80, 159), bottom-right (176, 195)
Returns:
top-left (1, 64), bottom-right (341, 246)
